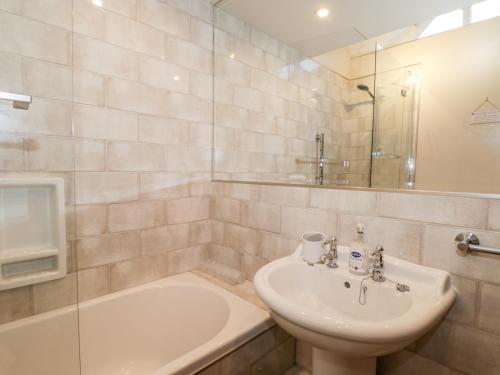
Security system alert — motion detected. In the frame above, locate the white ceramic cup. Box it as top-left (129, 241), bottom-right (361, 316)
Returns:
top-left (302, 231), bottom-right (326, 265)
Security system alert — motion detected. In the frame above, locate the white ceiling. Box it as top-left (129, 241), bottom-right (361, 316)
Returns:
top-left (219, 0), bottom-right (484, 57)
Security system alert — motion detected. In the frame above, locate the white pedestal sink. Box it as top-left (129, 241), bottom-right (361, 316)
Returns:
top-left (254, 246), bottom-right (455, 375)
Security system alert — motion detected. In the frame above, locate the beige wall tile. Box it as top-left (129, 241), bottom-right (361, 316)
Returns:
top-left (478, 283), bottom-right (500, 335)
top-left (422, 225), bottom-right (500, 284)
top-left (210, 244), bottom-right (241, 270)
top-left (220, 326), bottom-right (279, 373)
top-left (165, 145), bottom-right (211, 172)
top-left (282, 207), bottom-right (337, 240)
top-left (234, 39), bottom-right (265, 70)
top-left (187, 0), bottom-right (213, 24)
top-left (77, 266), bottom-right (109, 302)
top-left (215, 103), bottom-right (248, 129)
top-left (215, 9), bottom-right (250, 41)
top-left (488, 200), bottom-right (500, 230)
top-left (76, 206), bottom-right (108, 237)
top-left (74, 70), bottom-right (105, 106)
top-left (215, 55), bottom-right (251, 86)
top-left (224, 223), bottom-right (260, 255)
top-left (310, 188), bottom-right (378, 215)
top-left (166, 92), bottom-right (212, 123)
top-left (138, 115), bottom-right (189, 145)
top-left (141, 223), bottom-right (190, 254)
top-left (190, 71), bottom-right (213, 100)
top-left (75, 172), bottom-right (139, 204)
top-left (251, 27), bottom-right (278, 56)
top-left (214, 197), bottom-right (241, 224)
top-left (190, 220), bottom-right (213, 245)
top-left (167, 244), bottom-right (209, 275)
top-left (234, 86), bottom-right (264, 112)
top-left (107, 78), bottom-right (170, 116)
top-left (261, 186), bottom-right (309, 208)
top-left (74, 35), bottom-right (139, 81)
top-left (76, 205), bottom-right (107, 237)
top-left (0, 51), bottom-right (22, 92)
top-left (379, 350), bottom-right (463, 375)
top-left (77, 231), bottom-right (140, 269)
top-left (222, 183), bottom-right (260, 201)
top-left (26, 136), bottom-right (74, 172)
top-left (447, 275), bottom-right (477, 326)
top-left (138, 0), bottom-right (190, 38)
top-left (33, 274), bottom-right (77, 314)
top-left (0, 133), bottom-right (25, 171)
top-left (84, 0), bottom-right (137, 18)
top-left (165, 36), bottom-right (211, 74)
top-left (73, 104), bottom-right (138, 141)
top-left (241, 201), bottom-right (281, 233)
top-left (166, 196), bottom-right (210, 224)
top-left (0, 11), bottom-right (70, 64)
top-left (24, 59), bottom-right (72, 101)
top-left (0, 0), bottom-right (72, 30)
top-left (337, 215), bottom-right (422, 263)
top-left (110, 254), bottom-right (169, 291)
top-left (265, 95), bottom-right (288, 117)
top-left (105, 11), bottom-right (165, 58)
top-left (0, 97), bottom-right (72, 136)
top-left (139, 56), bottom-right (189, 93)
top-left (379, 192), bottom-right (488, 228)
top-left (296, 340), bottom-right (313, 372)
top-left (242, 253), bottom-right (268, 280)
top-left (109, 200), bottom-right (165, 232)
top-left (0, 286), bottom-right (32, 324)
top-left (260, 232), bottom-right (298, 261)
top-left (74, 139), bottom-right (106, 171)
top-left (108, 141), bottom-right (165, 171)
top-left (416, 321), bottom-right (500, 375)
top-left (189, 122), bottom-right (212, 148)
top-left (139, 172), bottom-right (190, 200)
top-left (250, 338), bottom-right (295, 375)
top-left (191, 18), bottom-right (213, 51)
top-left (74, 0), bottom-right (105, 39)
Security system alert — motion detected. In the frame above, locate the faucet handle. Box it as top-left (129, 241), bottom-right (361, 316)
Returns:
top-left (371, 245), bottom-right (384, 257)
top-left (323, 235), bottom-right (337, 253)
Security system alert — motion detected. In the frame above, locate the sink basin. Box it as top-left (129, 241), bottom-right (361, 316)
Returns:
top-left (254, 245), bottom-right (455, 375)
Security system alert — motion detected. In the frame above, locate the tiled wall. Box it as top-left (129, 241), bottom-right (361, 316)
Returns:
top-left (0, 0), bottom-right (78, 324)
top-left (196, 325), bottom-right (295, 375)
top-left (0, 0), bottom-right (215, 324)
top-left (212, 181), bottom-right (500, 375)
top-left (213, 9), bottom-right (372, 186)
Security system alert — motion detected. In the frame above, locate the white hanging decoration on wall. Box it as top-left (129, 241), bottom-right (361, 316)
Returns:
top-left (470, 97), bottom-right (500, 125)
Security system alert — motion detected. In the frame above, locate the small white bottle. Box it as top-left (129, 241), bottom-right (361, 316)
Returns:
top-left (349, 223), bottom-right (369, 275)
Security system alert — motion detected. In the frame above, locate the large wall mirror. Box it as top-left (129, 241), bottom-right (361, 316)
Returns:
top-left (212, 0), bottom-right (500, 195)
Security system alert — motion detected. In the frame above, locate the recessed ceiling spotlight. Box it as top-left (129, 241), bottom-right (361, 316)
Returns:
top-left (316, 8), bottom-right (330, 18)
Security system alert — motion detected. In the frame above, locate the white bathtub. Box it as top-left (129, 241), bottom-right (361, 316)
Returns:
top-left (0, 272), bottom-right (273, 375)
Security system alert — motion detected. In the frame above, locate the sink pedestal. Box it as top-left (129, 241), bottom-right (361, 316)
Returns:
top-left (313, 348), bottom-right (376, 375)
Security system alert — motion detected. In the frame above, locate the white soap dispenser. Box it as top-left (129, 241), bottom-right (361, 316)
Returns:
top-left (349, 223), bottom-right (369, 275)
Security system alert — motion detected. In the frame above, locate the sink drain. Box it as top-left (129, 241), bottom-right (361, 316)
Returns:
top-left (344, 282), bottom-right (350, 288)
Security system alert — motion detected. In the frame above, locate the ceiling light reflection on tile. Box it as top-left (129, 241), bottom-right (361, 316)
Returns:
top-left (316, 8), bottom-right (330, 18)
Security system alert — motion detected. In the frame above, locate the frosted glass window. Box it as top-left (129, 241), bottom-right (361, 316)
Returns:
top-left (470, 0), bottom-right (500, 23)
top-left (419, 9), bottom-right (464, 39)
